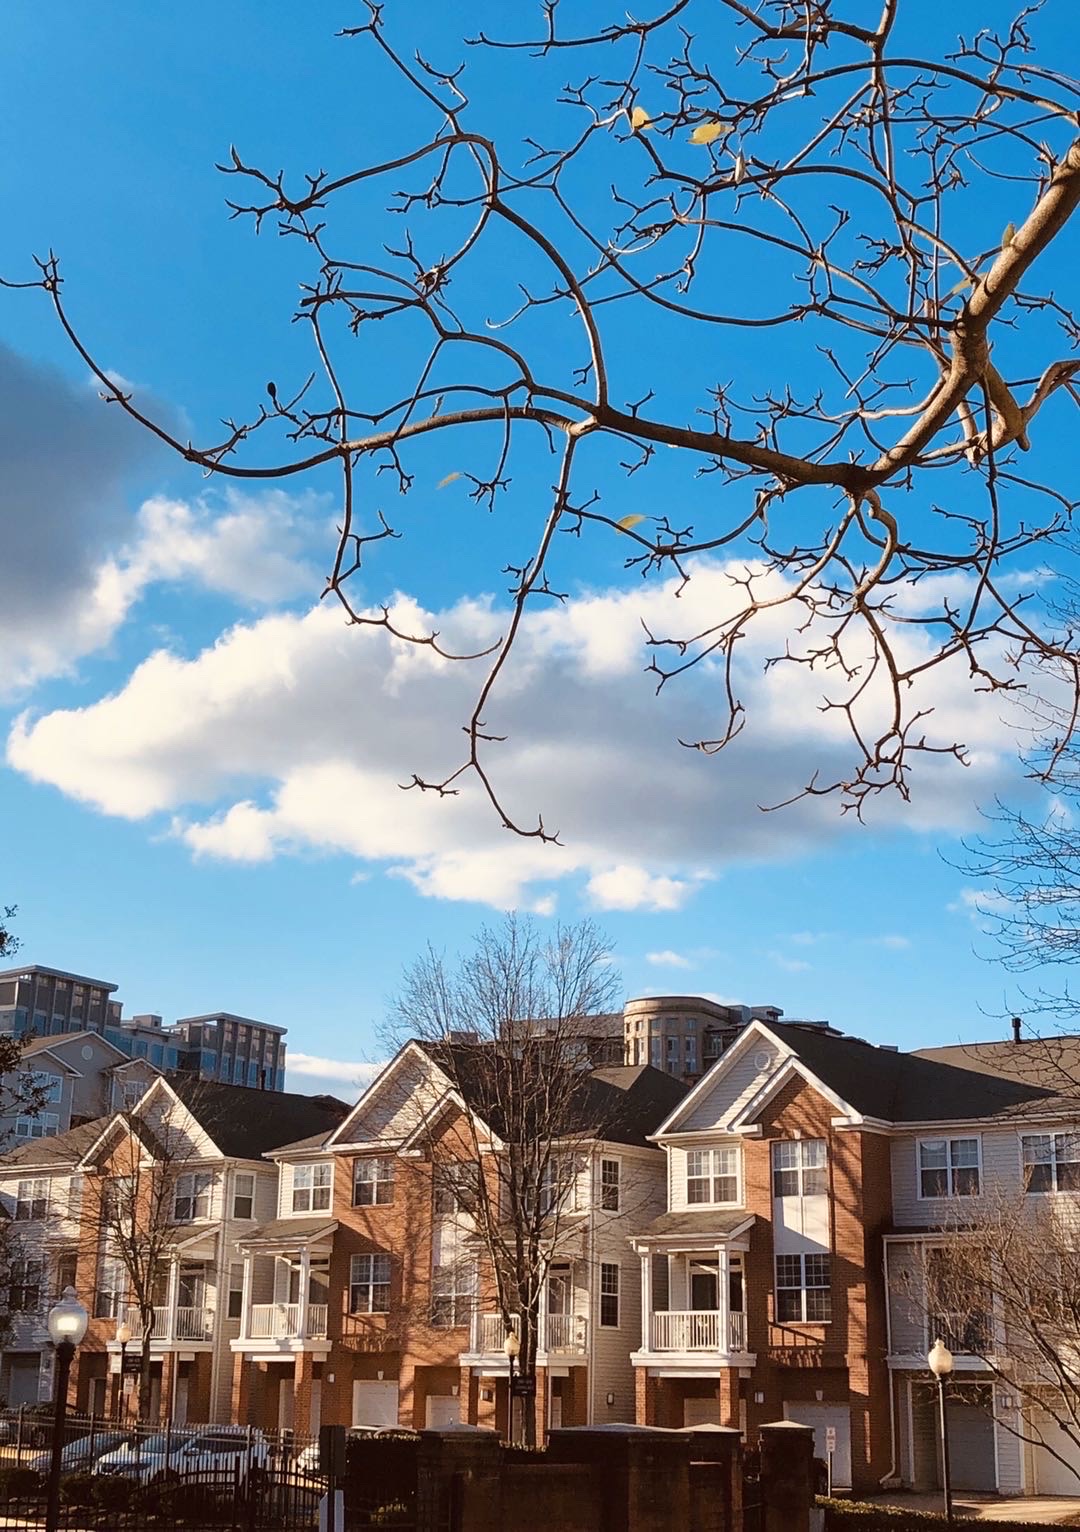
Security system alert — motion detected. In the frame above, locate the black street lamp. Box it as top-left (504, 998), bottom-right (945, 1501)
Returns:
top-left (503, 1329), bottom-right (520, 1446)
top-left (928, 1338), bottom-right (955, 1526)
top-left (45, 1286), bottom-right (89, 1532)
top-left (115, 1321), bottom-right (131, 1423)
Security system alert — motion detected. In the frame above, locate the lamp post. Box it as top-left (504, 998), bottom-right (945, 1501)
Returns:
top-left (928, 1338), bottom-right (954, 1527)
top-left (45, 1287), bottom-right (88, 1532)
top-left (115, 1321), bottom-right (131, 1422)
top-left (503, 1329), bottom-right (520, 1446)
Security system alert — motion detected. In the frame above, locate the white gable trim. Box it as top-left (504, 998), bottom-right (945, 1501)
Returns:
top-left (326, 1041), bottom-right (453, 1149)
top-left (728, 1056), bottom-right (862, 1131)
top-left (651, 1020), bottom-right (796, 1137)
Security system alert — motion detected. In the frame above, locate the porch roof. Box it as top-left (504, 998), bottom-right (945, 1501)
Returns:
top-left (238, 1216), bottom-right (338, 1249)
top-left (635, 1209), bottom-right (756, 1245)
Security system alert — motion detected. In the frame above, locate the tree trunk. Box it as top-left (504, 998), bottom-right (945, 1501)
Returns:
top-left (138, 1311), bottom-right (155, 1423)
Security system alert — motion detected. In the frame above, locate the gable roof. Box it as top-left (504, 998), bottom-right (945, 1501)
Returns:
top-left (167, 1076), bottom-right (351, 1160)
top-left (914, 1037), bottom-right (1080, 1093)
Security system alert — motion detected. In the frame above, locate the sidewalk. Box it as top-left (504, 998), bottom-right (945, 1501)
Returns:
top-left (865, 1492), bottom-right (1080, 1524)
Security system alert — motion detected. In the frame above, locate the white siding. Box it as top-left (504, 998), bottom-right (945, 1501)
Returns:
top-left (885, 1240), bottom-right (926, 1357)
top-left (890, 1129), bottom-right (1031, 1228)
top-left (677, 1037), bottom-right (784, 1133)
top-left (669, 1140), bottom-right (745, 1213)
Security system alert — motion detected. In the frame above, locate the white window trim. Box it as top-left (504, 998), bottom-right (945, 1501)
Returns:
top-left (1017, 1128), bottom-right (1080, 1196)
top-left (600, 1157), bottom-right (621, 1213)
top-left (291, 1161), bottom-right (333, 1215)
top-left (915, 1135), bottom-right (983, 1201)
top-left (685, 1145), bottom-right (742, 1209)
top-left (774, 1252), bottom-right (832, 1324)
top-left (599, 1261), bottom-right (620, 1328)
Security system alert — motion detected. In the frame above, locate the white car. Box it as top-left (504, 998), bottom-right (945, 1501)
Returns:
top-left (94, 1427), bottom-right (269, 1486)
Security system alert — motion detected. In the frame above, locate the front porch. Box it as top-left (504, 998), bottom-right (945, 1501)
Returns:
top-left (630, 1219), bottom-right (756, 1372)
top-left (233, 1216), bottom-right (336, 1354)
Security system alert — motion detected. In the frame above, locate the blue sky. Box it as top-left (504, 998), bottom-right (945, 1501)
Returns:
top-left (2, 1), bottom-right (1076, 1098)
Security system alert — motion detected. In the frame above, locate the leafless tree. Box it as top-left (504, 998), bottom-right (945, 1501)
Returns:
top-left (80, 1085), bottom-right (217, 1421)
top-left (387, 914), bottom-right (624, 1444)
top-left (4, 3), bottom-right (1080, 836)
top-left (911, 1188), bottom-right (1080, 1484)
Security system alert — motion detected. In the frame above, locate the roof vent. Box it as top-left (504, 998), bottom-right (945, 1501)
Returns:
top-left (879, 1044), bottom-right (899, 1052)
top-left (1011, 1016), bottom-right (1022, 1044)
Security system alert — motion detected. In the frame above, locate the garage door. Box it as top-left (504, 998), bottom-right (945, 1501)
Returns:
top-left (5, 1357), bottom-right (40, 1409)
top-left (426, 1395), bottom-right (461, 1428)
top-left (683, 1396), bottom-right (719, 1427)
top-left (1032, 1410), bottom-right (1080, 1495)
top-left (947, 1388), bottom-right (996, 1492)
top-left (352, 1379), bottom-right (399, 1428)
top-left (784, 1404), bottom-right (852, 1490)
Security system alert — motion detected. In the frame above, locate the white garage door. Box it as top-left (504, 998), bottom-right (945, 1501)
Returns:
top-left (1032, 1411), bottom-right (1080, 1495)
top-left (426, 1395), bottom-right (461, 1428)
top-left (683, 1396), bottom-right (719, 1427)
top-left (352, 1379), bottom-right (399, 1428)
top-left (5, 1357), bottom-right (40, 1409)
top-left (784, 1404), bottom-right (852, 1490)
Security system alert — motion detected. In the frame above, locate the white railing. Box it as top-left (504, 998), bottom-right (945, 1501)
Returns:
top-left (649, 1310), bottom-right (747, 1352)
top-left (122, 1304), bottom-right (214, 1341)
top-left (247, 1302), bottom-right (328, 1340)
top-left (472, 1312), bottom-right (519, 1354)
top-left (544, 1313), bottom-right (588, 1354)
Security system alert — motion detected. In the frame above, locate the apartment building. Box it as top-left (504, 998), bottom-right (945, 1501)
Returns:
top-left (0, 1076), bottom-right (347, 1420)
top-left (227, 1041), bottom-right (685, 1439)
top-left (627, 1016), bottom-right (1080, 1497)
top-left (0, 1031), bottom-right (159, 1142)
top-left (0, 967), bottom-right (286, 1091)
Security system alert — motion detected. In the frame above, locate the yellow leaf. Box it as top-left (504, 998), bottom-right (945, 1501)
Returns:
top-left (630, 105), bottom-right (652, 131)
top-left (616, 513), bottom-right (646, 533)
top-left (689, 121), bottom-right (724, 146)
top-left (437, 472), bottom-right (462, 489)
top-left (1001, 221), bottom-right (1016, 249)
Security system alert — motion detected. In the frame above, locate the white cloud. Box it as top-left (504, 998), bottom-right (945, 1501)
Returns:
top-left (769, 951), bottom-right (812, 973)
top-left (6, 558), bottom-right (1034, 911)
top-left (286, 1052), bottom-right (383, 1097)
top-left (868, 934), bottom-right (911, 950)
top-left (646, 950), bottom-right (693, 969)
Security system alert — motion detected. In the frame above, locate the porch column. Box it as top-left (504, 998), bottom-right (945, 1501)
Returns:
top-left (239, 1252), bottom-right (254, 1341)
top-left (298, 1246), bottom-right (311, 1340)
top-left (639, 1249), bottom-right (653, 1351)
top-left (165, 1256), bottom-right (180, 1343)
top-left (715, 1245), bottom-right (730, 1352)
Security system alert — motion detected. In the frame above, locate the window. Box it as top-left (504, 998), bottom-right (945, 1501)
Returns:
top-left (18, 1070), bottom-right (63, 1104)
top-left (600, 1159), bottom-right (621, 1212)
top-left (95, 1256), bottom-right (126, 1319)
top-left (349, 1253), bottom-right (391, 1313)
top-left (650, 1039), bottom-right (662, 1067)
top-left (121, 1079), bottom-right (146, 1109)
top-left (687, 1147), bottom-right (740, 1206)
top-left (433, 1161), bottom-right (477, 1217)
top-left (537, 1156), bottom-right (577, 1216)
top-left (15, 1114), bottom-right (60, 1139)
top-left (15, 1178), bottom-right (47, 1221)
top-left (599, 1262), bottom-right (620, 1327)
top-left (227, 1263), bottom-right (244, 1321)
top-left (431, 1263), bottom-right (476, 1327)
top-left (775, 1253), bottom-right (832, 1322)
top-left (8, 1257), bottom-right (42, 1311)
top-left (173, 1172), bottom-right (213, 1222)
top-left (919, 1138), bottom-right (980, 1198)
top-left (353, 1158), bottom-right (395, 1207)
top-left (292, 1162), bottom-right (332, 1214)
top-left (772, 1140), bottom-right (828, 1198)
top-left (1022, 1133), bottom-right (1080, 1194)
top-left (232, 1173), bottom-right (255, 1220)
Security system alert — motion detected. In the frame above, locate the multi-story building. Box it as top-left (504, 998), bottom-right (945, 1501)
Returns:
top-left (227, 1042), bottom-right (686, 1439)
top-left (0, 1031), bottom-right (159, 1142)
top-left (0, 966), bottom-right (286, 1090)
top-left (0, 1076), bottom-right (347, 1420)
top-left (621, 994), bottom-right (840, 1085)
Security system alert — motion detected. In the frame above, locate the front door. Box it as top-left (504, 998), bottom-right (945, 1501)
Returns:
top-left (689, 1263), bottom-right (718, 1310)
top-left (278, 1373), bottom-right (295, 1432)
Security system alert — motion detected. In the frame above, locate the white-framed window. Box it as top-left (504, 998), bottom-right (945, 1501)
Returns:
top-left (431, 1262), bottom-right (476, 1328)
top-left (918, 1137), bottom-right (980, 1198)
top-left (537, 1156), bottom-right (577, 1216)
top-left (353, 1157), bottom-right (395, 1207)
top-left (95, 1255), bottom-right (126, 1319)
top-left (775, 1253), bottom-right (831, 1322)
top-left (292, 1162), bottom-right (332, 1214)
top-left (173, 1172), bottom-right (214, 1223)
top-left (7, 1256), bottom-right (43, 1311)
top-left (1021, 1132), bottom-right (1080, 1194)
top-left (686, 1146), bottom-right (740, 1206)
top-left (433, 1161), bottom-right (476, 1217)
top-left (600, 1158), bottom-right (621, 1212)
top-left (15, 1114), bottom-right (60, 1140)
top-left (232, 1172), bottom-right (255, 1220)
top-left (599, 1262), bottom-right (620, 1327)
top-left (771, 1140), bottom-right (827, 1197)
top-left (15, 1178), bottom-right (48, 1221)
top-left (18, 1070), bottom-right (63, 1105)
top-left (227, 1262), bottom-right (244, 1321)
top-left (121, 1079), bottom-right (146, 1110)
top-left (349, 1253), bottom-right (391, 1314)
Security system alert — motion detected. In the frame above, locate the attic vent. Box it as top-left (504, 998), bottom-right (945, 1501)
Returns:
top-left (878, 1045), bottom-right (899, 1053)
top-left (753, 1050), bottom-right (772, 1071)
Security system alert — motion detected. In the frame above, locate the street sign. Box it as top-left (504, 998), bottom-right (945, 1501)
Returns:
top-left (511, 1376), bottom-right (536, 1398)
top-left (825, 1426), bottom-right (836, 1452)
top-left (122, 1353), bottom-right (141, 1376)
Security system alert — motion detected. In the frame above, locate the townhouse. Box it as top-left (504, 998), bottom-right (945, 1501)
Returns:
top-left (0, 1076), bottom-right (347, 1422)
top-left (227, 1041), bottom-right (685, 1439)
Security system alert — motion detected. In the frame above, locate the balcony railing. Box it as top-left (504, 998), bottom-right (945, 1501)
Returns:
top-left (649, 1310), bottom-right (747, 1352)
top-left (122, 1305), bottom-right (214, 1342)
top-left (928, 1312), bottom-right (991, 1355)
top-left (469, 1311), bottom-right (587, 1356)
top-left (247, 1302), bottom-right (329, 1341)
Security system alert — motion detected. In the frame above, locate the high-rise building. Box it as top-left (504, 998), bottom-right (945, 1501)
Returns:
top-left (171, 1011), bottom-right (286, 1092)
top-left (622, 994), bottom-right (792, 1083)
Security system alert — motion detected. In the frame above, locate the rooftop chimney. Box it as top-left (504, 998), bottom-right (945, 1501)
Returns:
top-left (1011, 1016), bottom-right (1022, 1044)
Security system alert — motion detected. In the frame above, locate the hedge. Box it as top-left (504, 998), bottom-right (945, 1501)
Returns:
top-left (820, 1498), bottom-right (1052, 1532)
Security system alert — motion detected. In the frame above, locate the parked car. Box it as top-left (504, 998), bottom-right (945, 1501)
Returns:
top-left (28, 1430), bottom-right (133, 1476)
top-left (294, 1426), bottom-right (413, 1479)
top-left (94, 1427), bottom-right (269, 1487)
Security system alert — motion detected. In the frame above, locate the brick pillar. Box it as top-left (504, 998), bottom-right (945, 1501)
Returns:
top-left (681, 1426), bottom-right (742, 1532)
top-left (635, 1369), bottom-right (657, 1426)
top-left (717, 1371), bottom-right (738, 1429)
top-left (160, 1353), bottom-right (177, 1424)
top-left (231, 1352), bottom-right (252, 1426)
top-left (534, 1366), bottom-right (548, 1442)
top-left (549, 1425), bottom-right (691, 1532)
top-left (760, 1422), bottom-right (814, 1532)
top-left (416, 1427), bottom-right (502, 1532)
top-left (461, 1366), bottom-right (478, 1425)
top-left (293, 1352), bottom-right (314, 1436)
